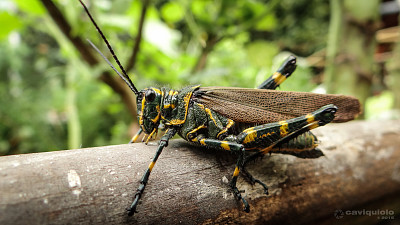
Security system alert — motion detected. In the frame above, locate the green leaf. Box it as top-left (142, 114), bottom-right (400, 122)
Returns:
top-left (14, 0), bottom-right (45, 15)
top-left (161, 2), bottom-right (184, 23)
top-left (246, 40), bottom-right (279, 67)
top-left (0, 12), bottom-right (22, 40)
top-left (255, 14), bottom-right (277, 31)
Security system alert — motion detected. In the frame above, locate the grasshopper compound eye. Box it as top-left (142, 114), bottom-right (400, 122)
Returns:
top-left (145, 89), bottom-right (156, 102)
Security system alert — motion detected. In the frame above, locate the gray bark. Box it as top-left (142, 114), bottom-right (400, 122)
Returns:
top-left (1, 120), bottom-right (400, 224)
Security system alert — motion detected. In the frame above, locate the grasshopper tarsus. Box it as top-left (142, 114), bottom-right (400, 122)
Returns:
top-left (126, 207), bottom-right (136, 217)
top-left (127, 191), bottom-right (142, 216)
top-left (231, 185), bottom-right (250, 212)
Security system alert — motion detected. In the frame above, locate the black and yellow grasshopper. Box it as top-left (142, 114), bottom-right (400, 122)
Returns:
top-left (79, 0), bottom-right (361, 216)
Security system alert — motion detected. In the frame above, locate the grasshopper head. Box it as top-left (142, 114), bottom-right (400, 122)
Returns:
top-left (137, 88), bottom-right (163, 134)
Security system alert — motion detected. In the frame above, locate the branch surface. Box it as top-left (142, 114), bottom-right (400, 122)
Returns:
top-left (0, 120), bottom-right (400, 224)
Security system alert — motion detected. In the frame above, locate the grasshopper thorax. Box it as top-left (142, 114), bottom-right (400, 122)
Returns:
top-left (137, 88), bottom-right (163, 134)
top-left (137, 85), bottom-right (200, 134)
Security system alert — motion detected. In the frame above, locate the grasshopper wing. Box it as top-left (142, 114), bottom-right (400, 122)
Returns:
top-left (193, 87), bottom-right (361, 124)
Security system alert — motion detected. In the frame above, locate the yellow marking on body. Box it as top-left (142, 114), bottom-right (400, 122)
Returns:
top-left (200, 139), bottom-right (206, 145)
top-left (205, 108), bottom-right (218, 126)
top-left (186, 125), bottom-right (207, 140)
top-left (243, 130), bottom-right (257, 144)
top-left (170, 119), bottom-right (185, 124)
top-left (148, 162), bottom-right (155, 171)
top-left (168, 86), bottom-right (199, 125)
top-left (217, 130), bottom-right (226, 139)
top-left (151, 105), bottom-right (161, 123)
top-left (197, 103), bottom-right (205, 110)
top-left (217, 119), bottom-right (235, 139)
top-left (279, 121), bottom-right (289, 137)
top-left (139, 96), bottom-right (146, 126)
top-left (163, 103), bottom-right (175, 109)
top-left (306, 114), bottom-right (315, 123)
top-left (220, 141), bottom-right (230, 151)
top-left (168, 90), bottom-right (178, 96)
top-left (232, 167), bottom-right (240, 177)
top-left (227, 119), bottom-right (235, 128)
top-left (272, 72), bottom-right (286, 85)
top-left (243, 127), bottom-right (255, 133)
top-left (152, 88), bottom-right (163, 96)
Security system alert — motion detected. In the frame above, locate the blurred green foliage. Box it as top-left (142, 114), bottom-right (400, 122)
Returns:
top-left (0, 0), bottom-right (354, 155)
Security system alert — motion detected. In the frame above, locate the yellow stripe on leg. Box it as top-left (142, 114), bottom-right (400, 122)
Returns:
top-left (130, 133), bottom-right (140, 143)
top-left (307, 122), bottom-right (320, 130)
top-left (306, 114), bottom-right (315, 123)
top-left (242, 127), bottom-right (257, 144)
top-left (279, 121), bottom-right (289, 137)
top-left (272, 72), bottom-right (287, 85)
top-left (220, 141), bottom-right (231, 151)
top-left (148, 161), bottom-right (155, 171)
top-left (233, 167), bottom-right (240, 177)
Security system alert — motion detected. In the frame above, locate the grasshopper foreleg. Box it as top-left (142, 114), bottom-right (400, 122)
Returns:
top-left (129, 128), bottom-right (143, 143)
top-left (127, 128), bottom-right (177, 216)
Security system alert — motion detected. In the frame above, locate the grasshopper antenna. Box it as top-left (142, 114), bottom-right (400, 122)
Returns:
top-left (78, 0), bottom-right (139, 95)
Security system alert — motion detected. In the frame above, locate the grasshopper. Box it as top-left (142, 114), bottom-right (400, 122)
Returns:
top-left (79, 0), bottom-right (361, 216)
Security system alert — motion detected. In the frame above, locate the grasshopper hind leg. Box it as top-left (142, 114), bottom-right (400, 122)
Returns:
top-left (258, 55), bottom-right (296, 90)
top-left (236, 105), bottom-right (337, 198)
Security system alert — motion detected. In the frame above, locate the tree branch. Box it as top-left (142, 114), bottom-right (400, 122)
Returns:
top-left (125, 0), bottom-right (150, 72)
top-left (191, 35), bottom-right (222, 73)
top-left (40, 0), bottom-right (98, 65)
top-left (1, 120), bottom-right (400, 224)
top-left (40, 0), bottom-right (137, 116)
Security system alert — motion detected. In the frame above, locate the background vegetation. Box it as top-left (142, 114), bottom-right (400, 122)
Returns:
top-left (0, 0), bottom-right (398, 155)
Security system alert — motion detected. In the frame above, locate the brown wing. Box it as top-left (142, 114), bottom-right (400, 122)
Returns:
top-left (192, 87), bottom-right (361, 124)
